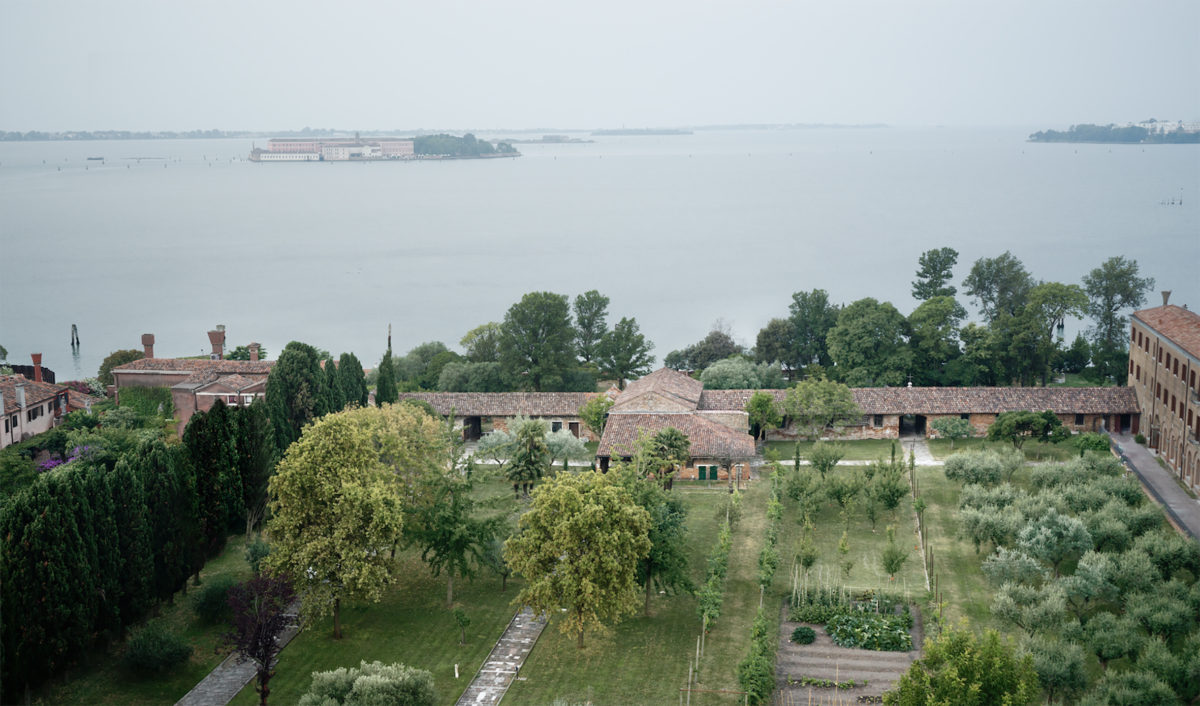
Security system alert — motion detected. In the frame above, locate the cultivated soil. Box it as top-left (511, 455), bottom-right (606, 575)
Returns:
top-left (774, 605), bottom-right (923, 705)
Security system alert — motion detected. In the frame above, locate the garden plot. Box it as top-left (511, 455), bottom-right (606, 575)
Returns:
top-left (774, 609), bottom-right (923, 704)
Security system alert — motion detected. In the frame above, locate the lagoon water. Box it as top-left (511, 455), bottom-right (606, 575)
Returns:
top-left (1, 127), bottom-right (1196, 379)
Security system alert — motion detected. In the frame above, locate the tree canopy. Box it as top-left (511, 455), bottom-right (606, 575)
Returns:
top-left (826, 298), bottom-right (912, 386)
top-left (499, 292), bottom-right (577, 391)
top-left (911, 247), bottom-right (959, 300)
top-left (597, 316), bottom-right (654, 389)
top-left (884, 623), bottom-right (1039, 705)
top-left (783, 377), bottom-right (862, 440)
top-left (788, 289), bottom-right (839, 370)
top-left (962, 251), bottom-right (1034, 323)
top-left (573, 290), bottom-right (610, 364)
top-left (503, 471), bottom-right (651, 648)
top-left (265, 341), bottom-right (330, 449)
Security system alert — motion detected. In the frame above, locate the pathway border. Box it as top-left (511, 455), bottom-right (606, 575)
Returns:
top-left (175, 605), bottom-right (302, 706)
top-left (1110, 432), bottom-right (1200, 540)
top-left (455, 606), bottom-right (548, 706)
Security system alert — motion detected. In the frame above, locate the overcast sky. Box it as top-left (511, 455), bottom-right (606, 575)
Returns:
top-left (3, 0), bottom-right (1197, 132)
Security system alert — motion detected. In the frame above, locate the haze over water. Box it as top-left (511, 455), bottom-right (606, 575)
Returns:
top-left (1, 127), bottom-right (1196, 380)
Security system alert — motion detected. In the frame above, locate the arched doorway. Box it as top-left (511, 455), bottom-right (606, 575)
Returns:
top-left (899, 414), bottom-right (927, 438)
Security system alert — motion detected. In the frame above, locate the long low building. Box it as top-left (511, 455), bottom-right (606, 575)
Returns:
top-left (400, 367), bottom-right (1141, 484)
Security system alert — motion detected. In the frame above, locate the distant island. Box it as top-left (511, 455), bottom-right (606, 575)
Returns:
top-left (1029, 121), bottom-right (1200, 144)
top-left (249, 133), bottom-right (518, 162)
top-left (592, 128), bottom-right (692, 136)
top-left (505, 134), bottom-right (594, 144)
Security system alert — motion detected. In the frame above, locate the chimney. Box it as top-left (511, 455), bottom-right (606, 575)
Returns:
top-left (249, 342), bottom-right (261, 362)
top-left (142, 333), bottom-right (155, 359)
top-left (15, 384), bottom-right (26, 409)
top-left (1162, 291), bottom-right (1172, 306)
top-left (31, 353), bottom-right (42, 383)
top-left (207, 328), bottom-right (226, 360)
top-left (0, 391), bottom-right (5, 416)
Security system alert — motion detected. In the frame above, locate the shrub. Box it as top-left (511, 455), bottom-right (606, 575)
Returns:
top-left (297, 660), bottom-right (436, 706)
top-left (826, 611), bottom-right (912, 651)
top-left (944, 450), bottom-right (1004, 486)
top-left (122, 622), bottom-right (191, 674)
top-left (245, 537), bottom-right (271, 574)
top-left (192, 575), bottom-right (236, 623)
top-left (791, 626), bottom-right (816, 644)
top-left (1134, 433), bottom-right (1147, 445)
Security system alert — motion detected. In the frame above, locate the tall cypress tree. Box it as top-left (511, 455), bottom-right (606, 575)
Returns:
top-left (324, 357), bottom-right (346, 412)
top-left (338, 352), bottom-right (369, 407)
top-left (184, 402), bottom-right (237, 568)
top-left (234, 399), bottom-right (277, 534)
top-left (265, 341), bottom-right (328, 449)
top-left (376, 348), bottom-right (398, 405)
top-left (74, 463), bottom-right (122, 641)
top-left (110, 457), bottom-right (155, 627)
top-left (139, 440), bottom-right (193, 602)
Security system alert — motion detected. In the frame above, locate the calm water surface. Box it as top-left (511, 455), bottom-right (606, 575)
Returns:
top-left (1, 128), bottom-right (1196, 379)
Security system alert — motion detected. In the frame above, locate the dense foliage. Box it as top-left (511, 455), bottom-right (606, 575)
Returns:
top-left (297, 660), bottom-right (436, 706)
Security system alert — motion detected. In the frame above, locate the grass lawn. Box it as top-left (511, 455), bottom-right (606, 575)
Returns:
top-left (764, 439), bottom-right (907, 463)
top-left (926, 437), bottom-right (1075, 463)
top-left (35, 535), bottom-right (255, 706)
top-left (506, 484), bottom-right (768, 705)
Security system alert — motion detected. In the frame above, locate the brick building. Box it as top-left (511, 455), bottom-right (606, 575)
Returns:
top-left (1, 354), bottom-right (70, 450)
top-left (1128, 299), bottom-right (1200, 493)
top-left (111, 332), bottom-right (271, 435)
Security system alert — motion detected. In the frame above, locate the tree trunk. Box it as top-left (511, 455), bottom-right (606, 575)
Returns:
top-left (257, 670), bottom-right (271, 706)
top-left (501, 573), bottom-right (508, 592)
top-left (644, 574), bottom-right (653, 617)
top-left (333, 597), bottom-right (342, 639)
top-left (447, 574), bottom-right (454, 608)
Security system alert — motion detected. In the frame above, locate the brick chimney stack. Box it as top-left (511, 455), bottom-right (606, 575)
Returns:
top-left (31, 353), bottom-right (43, 382)
top-left (207, 329), bottom-right (226, 360)
top-left (1162, 291), bottom-right (1172, 306)
top-left (142, 333), bottom-right (155, 359)
top-left (249, 342), bottom-right (261, 362)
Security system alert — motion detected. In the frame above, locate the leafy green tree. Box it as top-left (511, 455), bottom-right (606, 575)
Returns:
top-left (597, 316), bottom-right (654, 389)
top-left (545, 428), bottom-right (591, 470)
top-left (224, 574), bottom-right (296, 706)
top-left (225, 344), bottom-right (268, 361)
top-left (648, 427), bottom-right (690, 490)
top-left (504, 471), bottom-right (651, 649)
top-left (745, 390), bottom-right (782, 440)
top-left (395, 341), bottom-right (450, 386)
top-left (754, 318), bottom-right (797, 373)
top-left (97, 349), bottom-right (144, 386)
top-left (506, 417), bottom-right (550, 498)
top-left (824, 468), bottom-right (862, 511)
top-left (578, 394), bottom-right (613, 439)
top-left (962, 251), bottom-right (1034, 323)
top-left (1072, 431), bottom-right (1111, 457)
top-left (911, 247), bottom-right (960, 300)
top-left (297, 660), bottom-right (436, 706)
top-left (807, 441), bottom-right (845, 479)
top-left (474, 428), bottom-right (514, 465)
top-left (460, 322), bottom-right (502, 363)
top-left (664, 327), bottom-right (745, 372)
top-left (1016, 508), bottom-right (1093, 577)
top-left (376, 347), bottom-right (398, 405)
top-left (826, 297), bottom-right (913, 386)
top-left (1026, 635), bottom-right (1088, 704)
top-left (907, 296), bottom-right (966, 385)
top-left (337, 352), bottom-right (369, 407)
top-left (614, 468), bottom-right (693, 616)
top-left (1080, 669), bottom-right (1178, 706)
top-left (880, 525), bottom-right (909, 580)
top-left (987, 411), bottom-right (1068, 450)
top-left (406, 448), bottom-right (503, 607)
top-left (1012, 282), bottom-right (1089, 385)
top-left (573, 290), bottom-right (610, 364)
top-left (1054, 332), bottom-right (1092, 375)
top-left (993, 581), bottom-right (1068, 636)
top-left (943, 449), bottom-right (1005, 486)
top-left (265, 341), bottom-right (330, 449)
top-left (782, 377), bottom-right (862, 440)
top-left (1083, 256), bottom-right (1154, 383)
top-left (499, 291), bottom-right (576, 391)
top-left (981, 547), bottom-right (1048, 587)
top-left (436, 361), bottom-right (510, 392)
top-left (788, 289), bottom-right (840, 370)
top-left (1079, 611), bottom-right (1141, 672)
top-left (868, 460), bottom-right (908, 519)
top-left (267, 406), bottom-right (439, 638)
top-left (699, 356), bottom-right (784, 389)
top-left (930, 416), bottom-right (972, 449)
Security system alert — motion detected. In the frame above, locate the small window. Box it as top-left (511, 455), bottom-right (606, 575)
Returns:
top-left (873, 415), bottom-right (883, 427)
top-left (1174, 360), bottom-right (1180, 376)
top-left (1075, 414), bottom-right (1085, 426)
top-left (551, 421), bottom-right (562, 432)
top-left (960, 413), bottom-right (970, 420)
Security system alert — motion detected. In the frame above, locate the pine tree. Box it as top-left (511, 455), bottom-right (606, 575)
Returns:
top-left (234, 400), bottom-right (277, 534)
top-left (376, 348), bottom-right (398, 405)
top-left (338, 352), bottom-right (369, 407)
top-left (110, 457), bottom-right (155, 627)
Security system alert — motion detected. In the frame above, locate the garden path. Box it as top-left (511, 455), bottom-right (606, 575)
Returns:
top-left (455, 606), bottom-right (547, 706)
top-left (175, 603), bottom-right (301, 706)
top-left (1111, 432), bottom-right (1200, 540)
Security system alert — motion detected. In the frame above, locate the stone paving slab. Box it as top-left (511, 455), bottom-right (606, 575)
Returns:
top-left (456, 606), bottom-right (547, 706)
top-left (175, 608), bottom-right (301, 706)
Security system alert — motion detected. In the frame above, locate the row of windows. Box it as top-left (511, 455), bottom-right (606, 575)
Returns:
top-left (1134, 325), bottom-right (1199, 396)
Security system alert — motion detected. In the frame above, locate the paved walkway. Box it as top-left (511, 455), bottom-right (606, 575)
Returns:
top-left (1111, 432), bottom-right (1200, 540)
top-left (455, 607), bottom-right (547, 706)
top-left (175, 605), bottom-right (302, 706)
top-left (770, 437), bottom-right (942, 467)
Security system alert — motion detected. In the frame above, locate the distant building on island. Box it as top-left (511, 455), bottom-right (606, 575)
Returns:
top-left (250, 137), bottom-right (415, 162)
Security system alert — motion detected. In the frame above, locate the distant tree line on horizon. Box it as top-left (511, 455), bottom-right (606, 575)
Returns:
top-left (1028, 123), bottom-right (1200, 144)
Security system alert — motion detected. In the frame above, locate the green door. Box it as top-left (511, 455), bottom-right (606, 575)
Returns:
top-left (698, 465), bottom-right (707, 480)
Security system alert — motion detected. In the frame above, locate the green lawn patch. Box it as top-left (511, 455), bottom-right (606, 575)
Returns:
top-left (35, 535), bottom-right (255, 706)
top-left (765, 439), bottom-right (905, 463)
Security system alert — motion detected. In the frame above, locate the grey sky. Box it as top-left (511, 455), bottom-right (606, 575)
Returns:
top-left (3, 0), bottom-right (1197, 131)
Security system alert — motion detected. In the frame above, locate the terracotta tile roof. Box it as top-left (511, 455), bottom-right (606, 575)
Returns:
top-left (66, 389), bottom-right (103, 411)
top-left (597, 413), bottom-right (757, 460)
top-left (697, 386), bottom-right (1139, 415)
top-left (611, 368), bottom-right (703, 412)
top-left (194, 374), bottom-right (265, 393)
top-left (396, 392), bottom-right (600, 417)
top-left (113, 358), bottom-right (274, 375)
top-left (0, 374), bottom-right (66, 408)
top-left (1134, 305), bottom-right (1200, 360)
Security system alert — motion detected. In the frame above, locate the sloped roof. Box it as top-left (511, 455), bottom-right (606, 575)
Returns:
top-left (114, 358), bottom-right (274, 375)
top-left (194, 374), bottom-right (265, 394)
top-left (695, 386), bottom-right (1139, 415)
top-left (0, 374), bottom-right (66, 408)
top-left (1135, 305), bottom-right (1200, 360)
top-left (396, 392), bottom-right (599, 417)
top-left (611, 368), bottom-right (703, 412)
top-left (597, 413), bottom-right (757, 460)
